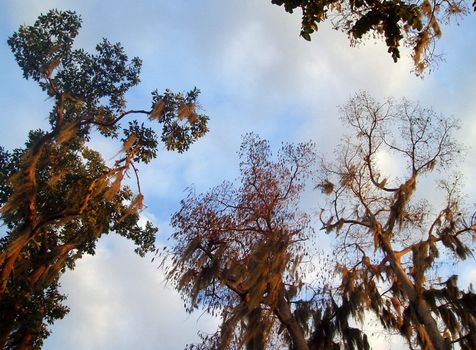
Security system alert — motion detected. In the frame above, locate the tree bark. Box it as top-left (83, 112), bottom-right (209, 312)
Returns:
top-left (245, 308), bottom-right (265, 350)
top-left (274, 289), bottom-right (309, 350)
top-left (380, 235), bottom-right (448, 350)
top-left (0, 303), bottom-right (18, 349)
top-left (17, 331), bottom-right (34, 350)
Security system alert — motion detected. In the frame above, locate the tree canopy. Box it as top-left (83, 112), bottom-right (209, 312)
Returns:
top-left (0, 10), bottom-right (208, 349)
top-left (1, 6), bottom-right (475, 350)
top-left (167, 94), bottom-right (476, 350)
top-left (318, 92), bottom-right (476, 350)
top-left (166, 134), bottom-right (316, 349)
top-left (166, 134), bottom-right (372, 350)
top-left (270, 0), bottom-right (476, 74)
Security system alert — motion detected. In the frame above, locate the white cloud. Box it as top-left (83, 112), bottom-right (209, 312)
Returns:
top-left (44, 236), bottom-right (219, 350)
top-left (2, 0), bottom-right (476, 349)
top-left (364, 314), bottom-right (408, 349)
top-left (460, 265), bottom-right (476, 288)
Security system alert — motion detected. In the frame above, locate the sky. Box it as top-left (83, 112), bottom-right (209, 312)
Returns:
top-left (1, 1), bottom-right (476, 349)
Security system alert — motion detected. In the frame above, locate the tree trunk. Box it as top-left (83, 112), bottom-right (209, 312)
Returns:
top-left (245, 308), bottom-right (265, 350)
top-left (0, 303), bottom-right (18, 349)
top-left (17, 331), bottom-right (34, 350)
top-left (380, 236), bottom-right (448, 350)
top-left (274, 289), bottom-right (309, 350)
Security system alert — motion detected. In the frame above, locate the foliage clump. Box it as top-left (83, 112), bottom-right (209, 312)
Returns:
top-left (0, 10), bottom-right (208, 349)
top-left (271, 0), bottom-right (475, 74)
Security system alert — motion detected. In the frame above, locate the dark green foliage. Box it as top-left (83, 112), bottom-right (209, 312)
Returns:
top-left (270, 0), bottom-right (474, 74)
top-left (0, 9), bottom-right (208, 348)
top-left (0, 130), bottom-right (158, 349)
top-left (122, 121), bottom-right (158, 163)
top-left (8, 11), bottom-right (139, 113)
top-left (7, 10), bottom-right (81, 82)
top-left (151, 88), bottom-right (208, 153)
top-left (0, 280), bottom-right (68, 350)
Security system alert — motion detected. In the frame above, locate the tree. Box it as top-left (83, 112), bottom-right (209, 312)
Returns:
top-left (0, 10), bottom-right (208, 349)
top-left (166, 134), bottom-right (371, 350)
top-left (317, 92), bottom-right (476, 350)
top-left (270, 0), bottom-right (476, 74)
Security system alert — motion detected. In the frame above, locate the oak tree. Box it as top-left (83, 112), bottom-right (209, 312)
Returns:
top-left (0, 10), bottom-right (208, 349)
top-left (318, 92), bottom-right (476, 350)
top-left (166, 135), bottom-right (371, 350)
top-left (270, 0), bottom-right (476, 74)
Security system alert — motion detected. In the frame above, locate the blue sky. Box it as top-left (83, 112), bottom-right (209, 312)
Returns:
top-left (1, 1), bottom-right (476, 349)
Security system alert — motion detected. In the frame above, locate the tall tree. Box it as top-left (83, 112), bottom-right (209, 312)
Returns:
top-left (270, 0), bottom-right (475, 74)
top-left (166, 134), bottom-right (371, 350)
top-left (0, 10), bottom-right (208, 349)
top-left (317, 92), bottom-right (476, 350)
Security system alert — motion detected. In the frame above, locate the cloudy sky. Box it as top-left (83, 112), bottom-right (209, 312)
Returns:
top-left (1, 1), bottom-right (475, 349)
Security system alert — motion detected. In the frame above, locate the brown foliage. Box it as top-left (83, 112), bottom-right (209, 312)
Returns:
top-left (166, 134), bottom-right (319, 349)
top-left (319, 92), bottom-right (476, 350)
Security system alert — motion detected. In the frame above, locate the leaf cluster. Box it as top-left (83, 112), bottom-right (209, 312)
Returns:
top-left (271, 0), bottom-right (474, 74)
